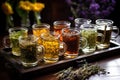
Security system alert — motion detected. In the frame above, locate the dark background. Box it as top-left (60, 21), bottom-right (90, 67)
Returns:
top-left (0, 0), bottom-right (120, 36)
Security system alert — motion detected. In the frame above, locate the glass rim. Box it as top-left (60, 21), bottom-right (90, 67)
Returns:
top-left (40, 32), bottom-right (59, 41)
top-left (80, 23), bottom-right (97, 29)
top-left (62, 28), bottom-right (80, 35)
top-left (96, 19), bottom-right (114, 24)
top-left (19, 34), bottom-right (38, 42)
top-left (32, 23), bottom-right (50, 29)
top-left (53, 21), bottom-right (71, 26)
top-left (9, 27), bottom-right (28, 33)
top-left (74, 18), bottom-right (92, 24)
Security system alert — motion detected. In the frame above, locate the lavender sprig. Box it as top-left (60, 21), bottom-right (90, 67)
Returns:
top-left (65, 0), bottom-right (116, 21)
top-left (55, 63), bottom-right (109, 80)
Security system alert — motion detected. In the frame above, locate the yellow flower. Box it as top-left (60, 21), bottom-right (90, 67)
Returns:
top-left (31, 2), bottom-right (45, 12)
top-left (19, 1), bottom-right (32, 11)
top-left (2, 2), bottom-right (13, 15)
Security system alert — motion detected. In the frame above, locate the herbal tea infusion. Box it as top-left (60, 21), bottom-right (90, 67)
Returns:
top-left (9, 27), bottom-right (28, 56)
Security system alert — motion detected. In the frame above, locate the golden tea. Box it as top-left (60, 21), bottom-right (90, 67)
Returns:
top-left (32, 23), bottom-right (50, 44)
top-left (41, 33), bottom-right (66, 63)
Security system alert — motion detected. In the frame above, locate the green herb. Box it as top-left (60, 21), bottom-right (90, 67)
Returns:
top-left (55, 63), bottom-right (108, 80)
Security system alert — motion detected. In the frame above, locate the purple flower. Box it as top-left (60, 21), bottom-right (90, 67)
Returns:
top-left (101, 10), bottom-right (110, 16)
top-left (100, 0), bottom-right (109, 3)
top-left (86, 0), bottom-right (93, 3)
top-left (68, 16), bottom-right (74, 21)
top-left (107, 6), bottom-right (114, 11)
top-left (89, 3), bottom-right (100, 11)
top-left (66, 0), bottom-right (116, 20)
top-left (94, 11), bottom-right (101, 16)
top-left (65, 0), bottom-right (72, 6)
top-left (81, 11), bottom-right (88, 18)
top-left (111, 0), bottom-right (116, 6)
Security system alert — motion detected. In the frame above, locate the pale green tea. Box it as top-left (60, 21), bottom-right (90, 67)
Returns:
top-left (9, 27), bottom-right (28, 56)
top-left (81, 29), bottom-right (97, 54)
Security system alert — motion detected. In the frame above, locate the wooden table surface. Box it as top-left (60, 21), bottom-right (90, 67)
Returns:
top-left (0, 32), bottom-right (120, 80)
top-left (33, 55), bottom-right (120, 80)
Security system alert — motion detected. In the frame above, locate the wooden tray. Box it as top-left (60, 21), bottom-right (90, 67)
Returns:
top-left (0, 40), bottom-right (120, 79)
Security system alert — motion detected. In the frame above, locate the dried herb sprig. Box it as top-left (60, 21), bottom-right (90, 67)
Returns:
top-left (55, 63), bottom-right (108, 80)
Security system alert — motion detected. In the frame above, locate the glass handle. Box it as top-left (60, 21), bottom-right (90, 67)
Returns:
top-left (97, 33), bottom-right (105, 44)
top-left (36, 45), bottom-right (45, 61)
top-left (59, 42), bottom-right (67, 56)
top-left (111, 26), bottom-right (119, 40)
top-left (3, 36), bottom-right (11, 48)
top-left (79, 37), bottom-right (87, 49)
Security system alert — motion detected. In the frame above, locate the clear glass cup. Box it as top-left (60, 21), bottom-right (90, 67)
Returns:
top-left (111, 26), bottom-right (119, 40)
top-left (19, 35), bottom-right (44, 67)
top-left (53, 21), bottom-right (71, 41)
top-left (32, 23), bottom-right (50, 44)
top-left (95, 19), bottom-right (117, 49)
top-left (62, 28), bottom-right (87, 58)
top-left (80, 24), bottom-right (98, 54)
top-left (74, 18), bottom-right (92, 29)
top-left (4, 27), bottom-right (28, 56)
top-left (40, 32), bottom-right (66, 63)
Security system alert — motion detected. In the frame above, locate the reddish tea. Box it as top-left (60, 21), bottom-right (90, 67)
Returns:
top-left (62, 28), bottom-right (80, 58)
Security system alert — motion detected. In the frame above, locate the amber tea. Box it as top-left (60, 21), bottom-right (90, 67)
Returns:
top-left (62, 28), bottom-right (80, 58)
top-left (96, 19), bottom-right (113, 49)
top-left (53, 21), bottom-right (71, 41)
top-left (96, 27), bottom-right (112, 49)
top-left (54, 24), bottom-right (69, 35)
